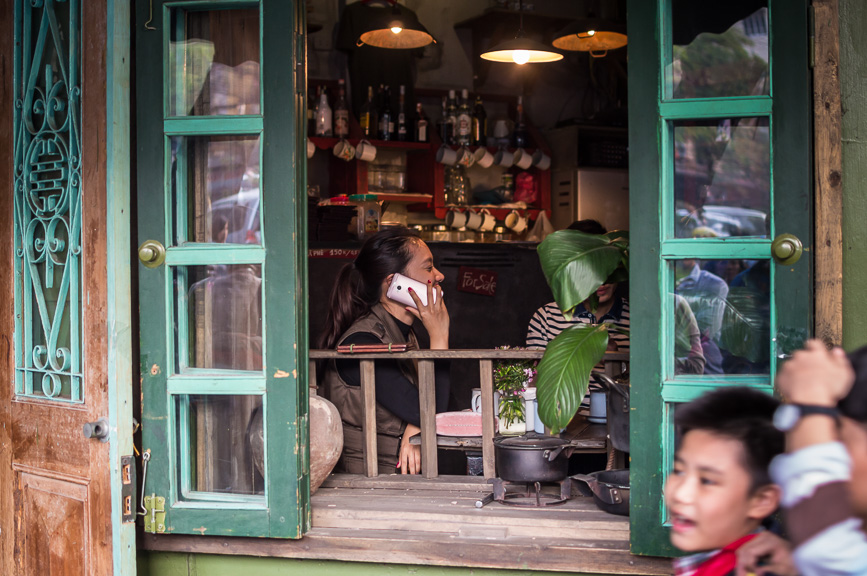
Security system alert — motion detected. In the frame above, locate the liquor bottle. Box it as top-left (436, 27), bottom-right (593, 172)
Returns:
top-left (457, 89), bottom-right (472, 145)
top-left (415, 103), bottom-right (429, 143)
top-left (472, 95), bottom-right (487, 147)
top-left (397, 85), bottom-right (408, 141)
top-left (334, 79), bottom-right (349, 138)
top-left (360, 86), bottom-right (376, 138)
top-left (513, 95), bottom-right (528, 148)
top-left (440, 96), bottom-right (452, 144)
top-left (446, 89), bottom-right (458, 146)
top-left (379, 85), bottom-right (392, 140)
top-left (315, 86), bottom-right (332, 137)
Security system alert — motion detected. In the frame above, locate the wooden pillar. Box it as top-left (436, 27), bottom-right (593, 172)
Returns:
top-left (360, 360), bottom-right (378, 477)
top-left (417, 360), bottom-right (438, 478)
top-left (813, 0), bottom-right (843, 346)
top-left (479, 360), bottom-right (496, 479)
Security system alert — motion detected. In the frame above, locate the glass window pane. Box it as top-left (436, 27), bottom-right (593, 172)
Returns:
top-left (673, 118), bottom-right (770, 239)
top-left (169, 8), bottom-right (260, 117)
top-left (178, 395), bottom-right (264, 496)
top-left (174, 265), bottom-right (263, 372)
top-left (671, 259), bottom-right (770, 376)
top-left (670, 3), bottom-right (768, 99)
top-left (170, 135), bottom-right (261, 245)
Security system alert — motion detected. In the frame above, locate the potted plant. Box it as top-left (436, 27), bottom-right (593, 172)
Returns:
top-left (493, 347), bottom-right (537, 435)
top-left (533, 229), bottom-right (630, 431)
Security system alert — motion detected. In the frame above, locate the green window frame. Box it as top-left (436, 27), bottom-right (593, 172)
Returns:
top-left (136, 0), bottom-right (309, 538)
top-left (627, 0), bottom-right (812, 556)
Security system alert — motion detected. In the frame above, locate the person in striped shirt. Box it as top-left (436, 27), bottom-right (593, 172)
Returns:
top-left (525, 220), bottom-right (630, 411)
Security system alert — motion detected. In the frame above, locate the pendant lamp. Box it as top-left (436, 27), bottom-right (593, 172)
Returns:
top-left (552, 17), bottom-right (627, 58)
top-left (357, 2), bottom-right (436, 50)
top-left (480, 0), bottom-right (563, 65)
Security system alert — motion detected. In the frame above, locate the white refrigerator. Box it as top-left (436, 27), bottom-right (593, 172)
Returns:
top-left (551, 168), bottom-right (630, 232)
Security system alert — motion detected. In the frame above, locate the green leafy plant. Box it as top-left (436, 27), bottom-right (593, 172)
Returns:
top-left (493, 347), bottom-right (535, 427)
top-left (534, 230), bottom-right (629, 430)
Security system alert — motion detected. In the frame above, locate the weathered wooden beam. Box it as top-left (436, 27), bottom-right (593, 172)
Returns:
top-left (813, 0), bottom-right (843, 345)
top-left (417, 360), bottom-right (438, 478)
top-left (360, 360), bottom-right (378, 477)
top-left (479, 360), bottom-right (496, 479)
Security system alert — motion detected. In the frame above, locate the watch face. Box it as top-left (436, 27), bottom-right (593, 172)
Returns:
top-left (773, 404), bottom-right (800, 431)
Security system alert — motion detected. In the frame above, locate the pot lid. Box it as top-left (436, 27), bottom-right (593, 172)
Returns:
top-left (494, 433), bottom-right (568, 449)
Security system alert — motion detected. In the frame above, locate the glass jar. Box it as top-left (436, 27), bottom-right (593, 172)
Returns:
top-left (348, 194), bottom-right (381, 239)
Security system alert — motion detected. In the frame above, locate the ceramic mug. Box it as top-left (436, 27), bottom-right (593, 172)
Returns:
top-left (457, 146), bottom-right (475, 167)
top-left (471, 388), bottom-right (482, 413)
top-left (333, 139), bottom-right (356, 162)
top-left (513, 148), bottom-right (533, 170)
top-left (473, 147), bottom-right (495, 168)
top-left (478, 209), bottom-right (496, 232)
top-left (436, 145), bottom-right (458, 166)
top-left (465, 209), bottom-right (483, 230)
top-left (504, 210), bottom-right (528, 234)
top-left (494, 148), bottom-right (514, 167)
top-left (445, 210), bottom-right (468, 229)
top-left (588, 391), bottom-right (607, 424)
top-left (307, 138), bottom-right (316, 159)
top-left (355, 139), bottom-right (377, 162)
top-left (532, 149), bottom-right (552, 170)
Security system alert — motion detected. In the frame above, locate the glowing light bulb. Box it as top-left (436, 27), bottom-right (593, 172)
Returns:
top-left (391, 26), bottom-right (403, 34)
top-left (512, 50), bottom-right (530, 65)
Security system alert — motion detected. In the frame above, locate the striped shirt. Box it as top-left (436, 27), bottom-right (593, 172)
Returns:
top-left (526, 298), bottom-right (630, 410)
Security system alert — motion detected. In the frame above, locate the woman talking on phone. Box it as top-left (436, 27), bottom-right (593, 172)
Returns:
top-left (319, 228), bottom-right (451, 475)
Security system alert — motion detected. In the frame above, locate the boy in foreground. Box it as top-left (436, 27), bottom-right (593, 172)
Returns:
top-left (665, 387), bottom-right (784, 576)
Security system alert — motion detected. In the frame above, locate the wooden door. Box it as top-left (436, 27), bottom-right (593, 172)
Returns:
top-left (627, 0), bottom-right (813, 555)
top-left (1, 0), bottom-right (136, 574)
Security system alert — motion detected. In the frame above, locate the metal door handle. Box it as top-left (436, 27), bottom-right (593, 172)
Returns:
top-left (138, 240), bottom-right (166, 268)
top-left (83, 418), bottom-right (110, 442)
top-left (771, 233), bottom-right (803, 265)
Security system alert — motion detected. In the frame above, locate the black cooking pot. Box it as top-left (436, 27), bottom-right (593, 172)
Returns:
top-left (493, 433), bottom-right (573, 482)
top-left (594, 372), bottom-right (630, 453)
top-left (571, 469), bottom-right (630, 516)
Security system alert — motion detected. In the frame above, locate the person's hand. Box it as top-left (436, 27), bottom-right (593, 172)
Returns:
top-left (398, 423), bottom-right (422, 475)
top-left (405, 281), bottom-right (450, 350)
top-left (777, 339), bottom-right (854, 407)
top-left (735, 531), bottom-right (797, 576)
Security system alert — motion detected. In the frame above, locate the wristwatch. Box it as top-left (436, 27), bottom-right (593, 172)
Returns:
top-left (773, 403), bottom-right (839, 432)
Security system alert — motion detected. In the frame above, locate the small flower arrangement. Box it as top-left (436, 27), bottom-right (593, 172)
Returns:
top-left (493, 346), bottom-right (537, 427)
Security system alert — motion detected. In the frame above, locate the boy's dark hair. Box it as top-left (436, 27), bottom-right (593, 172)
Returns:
top-left (675, 387), bottom-right (783, 491)
top-left (842, 346), bottom-right (867, 423)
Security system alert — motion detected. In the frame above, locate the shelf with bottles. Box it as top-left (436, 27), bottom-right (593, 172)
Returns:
top-left (309, 136), bottom-right (433, 152)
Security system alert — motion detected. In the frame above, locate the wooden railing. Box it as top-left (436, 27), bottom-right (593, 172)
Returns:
top-left (309, 349), bottom-right (630, 479)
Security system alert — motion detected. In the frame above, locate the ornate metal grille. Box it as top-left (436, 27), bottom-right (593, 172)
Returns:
top-left (13, 0), bottom-right (82, 402)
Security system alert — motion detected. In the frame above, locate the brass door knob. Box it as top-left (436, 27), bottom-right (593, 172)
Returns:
top-left (771, 233), bottom-right (803, 266)
top-left (138, 240), bottom-right (166, 268)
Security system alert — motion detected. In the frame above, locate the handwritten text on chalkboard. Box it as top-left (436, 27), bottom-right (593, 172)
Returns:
top-left (457, 267), bottom-right (498, 297)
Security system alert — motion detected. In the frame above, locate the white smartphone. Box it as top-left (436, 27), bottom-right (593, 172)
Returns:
top-left (386, 272), bottom-right (441, 309)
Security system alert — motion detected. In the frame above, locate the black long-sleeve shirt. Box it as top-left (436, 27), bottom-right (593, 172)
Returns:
top-left (336, 318), bottom-right (450, 427)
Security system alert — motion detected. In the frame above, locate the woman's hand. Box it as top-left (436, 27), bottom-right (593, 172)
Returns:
top-left (406, 281), bottom-right (450, 349)
top-left (735, 532), bottom-right (798, 576)
top-left (398, 423), bottom-right (422, 475)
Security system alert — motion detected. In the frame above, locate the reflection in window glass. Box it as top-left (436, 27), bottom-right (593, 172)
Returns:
top-left (170, 135), bottom-right (261, 245)
top-left (671, 3), bottom-right (768, 99)
top-left (169, 8), bottom-right (260, 116)
top-left (672, 259), bottom-right (770, 376)
top-left (673, 118), bottom-right (770, 239)
top-left (178, 395), bottom-right (264, 496)
top-left (175, 265), bottom-right (263, 372)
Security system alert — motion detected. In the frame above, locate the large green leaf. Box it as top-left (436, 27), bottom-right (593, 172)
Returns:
top-left (537, 230), bottom-right (626, 320)
top-left (535, 324), bottom-right (609, 430)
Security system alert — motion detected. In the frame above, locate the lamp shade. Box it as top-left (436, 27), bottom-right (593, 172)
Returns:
top-left (552, 18), bottom-right (627, 57)
top-left (481, 37), bottom-right (564, 64)
top-left (357, 7), bottom-right (436, 49)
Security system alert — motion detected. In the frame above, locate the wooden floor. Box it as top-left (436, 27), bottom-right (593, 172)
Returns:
top-left (146, 474), bottom-right (671, 575)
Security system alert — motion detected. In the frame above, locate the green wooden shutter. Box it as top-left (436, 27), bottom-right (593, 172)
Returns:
top-left (627, 0), bottom-right (812, 555)
top-left (135, 0), bottom-right (309, 538)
